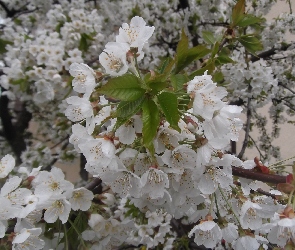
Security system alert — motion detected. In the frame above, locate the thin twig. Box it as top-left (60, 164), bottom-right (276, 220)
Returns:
top-left (248, 134), bottom-right (264, 159)
top-left (278, 82), bottom-right (295, 95)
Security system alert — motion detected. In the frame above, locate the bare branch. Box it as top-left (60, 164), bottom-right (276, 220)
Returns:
top-left (237, 95), bottom-right (252, 159)
top-left (232, 166), bottom-right (286, 184)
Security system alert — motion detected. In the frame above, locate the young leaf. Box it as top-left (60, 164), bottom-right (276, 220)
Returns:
top-left (189, 61), bottom-right (215, 79)
top-left (157, 92), bottom-right (180, 132)
top-left (116, 95), bottom-right (145, 118)
top-left (142, 99), bottom-right (160, 150)
top-left (98, 74), bottom-right (145, 101)
top-left (174, 29), bottom-right (189, 73)
top-left (231, 0), bottom-right (245, 27)
top-left (238, 35), bottom-right (263, 54)
top-left (215, 55), bottom-right (234, 65)
top-left (158, 57), bottom-right (175, 74)
top-left (211, 41), bottom-right (220, 59)
top-left (237, 14), bottom-right (263, 27)
top-left (202, 31), bottom-right (216, 45)
top-left (186, 45), bottom-right (211, 68)
top-left (170, 74), bottom-right (189, 92)
top-left (146, 74), bottom-right (168, 93)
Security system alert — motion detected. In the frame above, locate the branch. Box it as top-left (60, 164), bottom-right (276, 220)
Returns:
top-left (0, 0), bottom-right (13, 17)
top-left (251, 43), bottom-right (291, 62)
top-left (0, 88), bottom-right (32, 164)
top-left (278, 82), bottom-right (295, 95)
top-left (85, 177), bottom-right (102, 190)
top-left (80, 154), bottom-right (88, 181)
top-left (232, 166), bottom-right (286, 184)
top-left (237, 95), bottom-right (252, 159)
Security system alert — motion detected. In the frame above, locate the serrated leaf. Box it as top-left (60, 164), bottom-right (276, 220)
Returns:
top-left (98, 74), bottom-right (145, 101)
top-left (116, 95), bottom-right (145, 118)
top-left (202, 31), bottom-right (216, 45)
top-left (158, 57), bottom-right (175, 74)
top-left (237, 14), bottom-right (262, 27)
top-left (170, 74), bottom-right (189, 91)
top-left (146, 74), bottom-right (168, 93)
top-left (238, 35), bottom-right (263, 54)
top-left (142, 99), bottom-right (160, 152)
top-left (232, 0), bottom-right (245, 27)
top-left (157, 92), bottom-right (180, 132)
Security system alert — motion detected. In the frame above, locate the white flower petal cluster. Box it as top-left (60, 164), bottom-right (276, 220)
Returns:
top-left (99, 16), bottom-right (155, 76)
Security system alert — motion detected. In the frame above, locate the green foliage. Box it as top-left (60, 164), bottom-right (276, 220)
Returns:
top-left (174, 30), bottom-right (210, 73)
top-left (237, 14), bottom-right (263, 27)
top-left (142, 98), bottom-right (160, 154)
top-left (202, 30), bottom-right (216, 45)
top-left (157, 91), bottom-right (180, 132)
top-left (189, 61), bottom-right (215, 79)
top-left (231, 0), bottom-right (245, 27)
top-left (66, 212), bottom-right (89, 249)
top-left (116, 96), bottom-right (145, 118)
top-left (170, 74), bottom-right (189, 92)
top-left (98, 74), bottom-right (145, 101)
top-left (146, 74), bottom-right (168, 93)
top-left (79, 33), bottom-right (95, 52)
top-left (238, 35), bottom-right (263, 54)
top-left (10, 78), bottom-right (29, 92)
top-left (0, 39), bottom-right (13, 54)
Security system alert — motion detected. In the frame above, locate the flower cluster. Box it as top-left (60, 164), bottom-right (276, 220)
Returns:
top-left (2, 1), bottom-right (295, 249)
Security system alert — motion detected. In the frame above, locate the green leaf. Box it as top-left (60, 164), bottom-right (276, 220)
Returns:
top-left (212, 71), bottom-right (224, 83)
top-left (148, 80), bottom-right (167, 93)
top-left (231, 0), bottom-right (245, 27)
top-left (215, 55), bottom-right (234, 65)
top-left (158, 57), bottom-right (175, 74)
top-left (175, 44), bottom-right (210, 73)
top-left (157, 92), bottom-right (180, 132)
top-left (189, 61), bottom-right (215, 80)
top-left (202, 31), bottom-right (216, 45)
top-left (0, 39), bottom-right (13, 54)
top-left (78, 33), bottom-right (94, 52)
top-left (238, 35), bottom-right (263, 54)
top-left (142, 99), bottom-right (160, 152)
top-left (146, 74), bottom-right (168, 93)
top-left (170, 74), bottom-right (189, 91)
top-left (236, 14), bottom-right (262, 27)
top-left (186, 45), bottom-right (211, 66)
top-left (211, 41), bottom-right (220, 58)
top-left (66, 212), bottom-right (88, 249)
top-left (98, 74), bottom-right (145, 101)
top-left (10, 78), bottom-right (29, 92)
top-left (116, 95), bottom-right (145, 118)
top-left (174, 29), bottom-right (189, 73)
